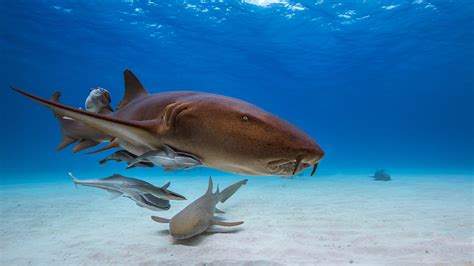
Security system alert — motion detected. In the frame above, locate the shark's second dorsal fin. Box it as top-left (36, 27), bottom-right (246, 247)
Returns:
top-left (206, 176), bottom-right (213, 194)
top-left (117, 69), bottom-right (148, 111)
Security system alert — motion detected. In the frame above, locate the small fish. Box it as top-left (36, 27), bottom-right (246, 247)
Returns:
top-left (68, 173), bottom-right (186, 210)
top-left (85, 87), bottom-right (113, 113)
top-left (370, 170), bottom-right (391, 181)
top-left (99, 150), bottom-right (154, 168)
top-left (127, 145), bottom-right (202, 171)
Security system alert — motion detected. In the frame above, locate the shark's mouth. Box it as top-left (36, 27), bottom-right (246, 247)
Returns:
top-left (267, 159), bottom-right (310, 176)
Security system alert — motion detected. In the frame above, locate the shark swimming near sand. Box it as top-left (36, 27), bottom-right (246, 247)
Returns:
top-left (68, 173), bottom-right (186, 211)
top-left (370, 170), bottom-right (392, 181)
top-left (13, 69), bottom-right (324, 176)
top-left (151, 177), bottom-right (247, 239)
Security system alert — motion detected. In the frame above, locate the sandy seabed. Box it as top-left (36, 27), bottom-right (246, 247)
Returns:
top-left (1, 174), bottom-right (472, 265)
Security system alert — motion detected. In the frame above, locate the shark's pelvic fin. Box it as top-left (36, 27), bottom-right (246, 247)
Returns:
top-left (72, 139), bottom-right (99, 153)
top-left (117, 70), bottom-right (149, 111)
top-left (85, 138), bottom-right (119, 154)
top-left (56, 136), bottom-right (77, 151)
top-left (151, 216), bottom-right (170, 223)
top-left (211, 219), bottom-right (244, 227)
top-left (12, 87), bottom-right (159, 149)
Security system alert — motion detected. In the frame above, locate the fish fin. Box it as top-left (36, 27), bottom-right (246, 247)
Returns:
top-left (151, 216), bottom-right (170, 223)
top-left (211, 219), bottom-right (244, 227)
top-left (219, 179), bottom-right (248, 203)
top-left (72, 139), bottom-right (99, 153)
top-left (68, 172), bottom-right (79, 190)
top-left (116, 70), bottom-right (148, 111)
top-left (206, 176), bottom-right (213, 195)
top-left (107, 190), bottom-right (123, 200)
top-left (161, 182), bottom-right (171, 189)
top-left (215, 208), bottom-right (225, 214)
top-left (85, 138), bottom-right (119, 154)
top-left (56, 136), bottom-right (77, 151)
top-left (12, 87), bottom-right (159, 149)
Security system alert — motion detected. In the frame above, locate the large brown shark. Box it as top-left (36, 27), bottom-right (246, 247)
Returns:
top-left (12, 69), bottom-right (324, 176)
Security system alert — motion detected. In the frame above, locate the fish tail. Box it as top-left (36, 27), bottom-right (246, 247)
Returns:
top-left (68, 172), bottom-right (79, 190)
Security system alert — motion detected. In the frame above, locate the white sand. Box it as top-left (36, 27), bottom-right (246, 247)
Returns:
top-left (0, 174), bottom-right (472, 265)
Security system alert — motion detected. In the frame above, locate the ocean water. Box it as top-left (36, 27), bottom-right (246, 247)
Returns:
top-left (0, 0), bottom-right (473, 264)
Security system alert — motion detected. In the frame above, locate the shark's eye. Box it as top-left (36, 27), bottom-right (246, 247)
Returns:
top-left (242, 115), bottom-right (249, 121)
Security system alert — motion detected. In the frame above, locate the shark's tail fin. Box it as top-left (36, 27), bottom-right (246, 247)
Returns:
top-left (217, 179), bottom-right (248, 203)
top-left (68, 172), bottom-right (79, 190)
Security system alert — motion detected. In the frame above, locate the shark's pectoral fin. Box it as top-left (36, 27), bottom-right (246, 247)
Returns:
top-left (151, 216), bottom-right (170, 223)
top-left (215, 208), bottom-right (225, 214)
top-left (211, 219), bottom-right (244, 227)
top-left (12, 87), bottom-right (160, 149)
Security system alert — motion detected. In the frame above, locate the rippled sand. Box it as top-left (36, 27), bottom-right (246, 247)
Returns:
top-left (1, 174), bottom-right (472, 265)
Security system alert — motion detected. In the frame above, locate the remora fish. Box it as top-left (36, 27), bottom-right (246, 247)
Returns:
top-left (68, 173), bottom-right (186, 211)
top-left (151, 177), bottom-right (247, 239)
top-left (85, 87), bottom-right (113, 113)
top-left (99, 150), bottom-right (154, 168)
top-left (126, 145), bottom-right (201, 171)
top-left (13, 69), bottom-right (324, 176)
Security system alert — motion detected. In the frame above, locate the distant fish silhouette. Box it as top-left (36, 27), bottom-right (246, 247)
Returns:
top-left (370, 170), bottom-right (391, 181)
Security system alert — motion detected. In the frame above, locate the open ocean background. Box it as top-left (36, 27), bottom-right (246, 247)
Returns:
top-left (0, 0), bottom-right (473, 182)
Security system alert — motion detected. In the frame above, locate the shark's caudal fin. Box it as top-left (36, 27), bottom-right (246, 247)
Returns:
top-left (116, 70), bottom-right (149, 111)
top-left (218, 179), bottom-right (248, 203)
top-left (68, 172), bottom-right (79, 190)
top-left (13, 87), bottom-right (159, 149)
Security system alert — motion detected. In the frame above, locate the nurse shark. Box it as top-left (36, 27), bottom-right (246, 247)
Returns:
top-left (12, 69), bottom-right (324, 176)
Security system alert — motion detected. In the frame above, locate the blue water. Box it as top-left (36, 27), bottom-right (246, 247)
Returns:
top-left (1, 0), bottom-right (473, 181)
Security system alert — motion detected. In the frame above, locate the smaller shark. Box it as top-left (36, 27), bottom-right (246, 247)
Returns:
top-left (370, 170), bottom-right (392, 181)
top-left (127, 145), bottom-right (202, 171)
top-left (99, 150), bottom-right (154, 168)
top-left (151, 177), bottom-right (247, 240)
top-left (68, 173), bottom-right (186, 211)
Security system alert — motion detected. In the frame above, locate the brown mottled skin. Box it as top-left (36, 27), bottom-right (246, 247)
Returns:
top-left (13, 70), bottom-right (324, 176)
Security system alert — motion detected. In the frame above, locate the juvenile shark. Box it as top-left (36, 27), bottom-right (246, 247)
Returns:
top-left (151, 177), bottom-right (247, 239)
top-left (68, 173), bottom-right (186, 211)
top-left (370, 170), bottom-right (392, 181)
top-left (13, 69), bottom-right (324, 176)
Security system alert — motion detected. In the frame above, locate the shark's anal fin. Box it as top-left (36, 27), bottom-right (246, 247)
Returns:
top-left (211, 219), bottom-right (244, 227)
top-left (117, 70), bottom-right (149, 111)
top-left (151, 216), bottom-right (170, 223)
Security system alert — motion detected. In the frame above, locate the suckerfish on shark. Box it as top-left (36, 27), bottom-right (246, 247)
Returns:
top-left (126, 145), bottom-right (202, 171)
top-left (13, 69), bottom-right (324, 177)
top-left (68, 173), bottom-right (186, 211)
top-left (99, 150), bottom-right (154, 168)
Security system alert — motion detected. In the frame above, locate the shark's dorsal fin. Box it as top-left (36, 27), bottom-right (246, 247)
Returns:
top-left (206, 176), bottom-right (213, 194)
top-left (117, 70), bottom-right (148, 111)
